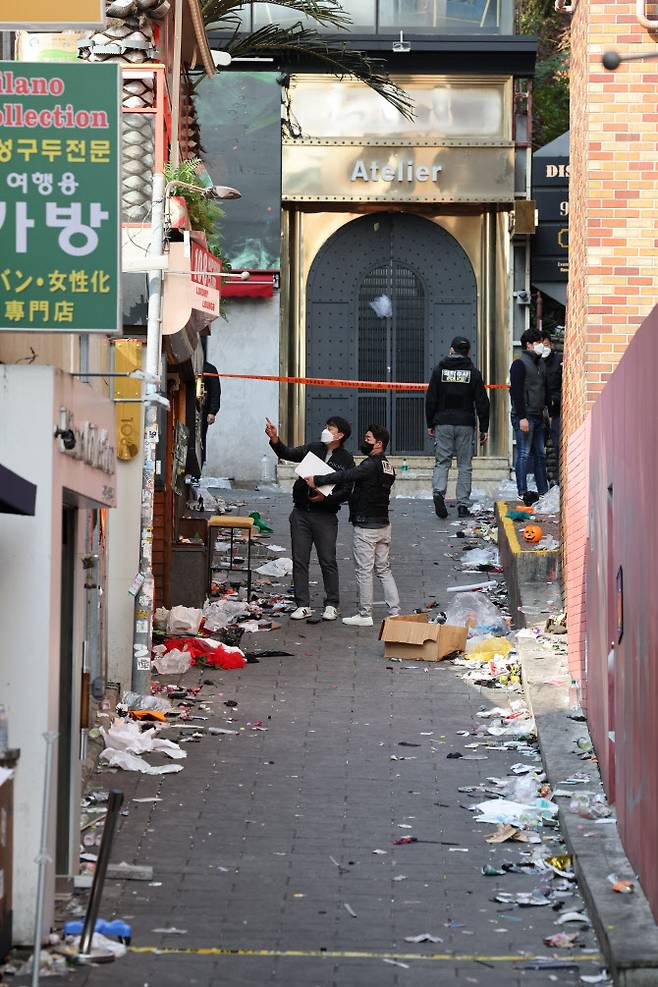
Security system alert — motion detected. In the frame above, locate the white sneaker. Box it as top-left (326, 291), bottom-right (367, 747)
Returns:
top-left (322, 605), bottom-right (339, 621)
top-left (290, 606), bottom-right (313, 620)
top-left (342, 614), bottom-right (373, 627)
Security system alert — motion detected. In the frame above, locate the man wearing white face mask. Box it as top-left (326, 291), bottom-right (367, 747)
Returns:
top-left (509, 329), bottom-right (549, 507)
top-left (265, 416), bottom-right (354, 620)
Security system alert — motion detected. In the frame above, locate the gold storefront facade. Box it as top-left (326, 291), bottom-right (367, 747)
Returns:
top-left (279, 74), bottom-right (525, 461)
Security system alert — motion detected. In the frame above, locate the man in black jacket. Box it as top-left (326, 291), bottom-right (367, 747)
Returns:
top-left (265, 415), bottom-right (354, 621)
top-left (510, 329), bottom-right (549, 505)
top-left (425, 336), bottom-right (490, 519)
top-left (541, 332), bottom-right (563, 475)
top-left (305, 423), bottom-right (399, 628)
top-left (201, 361), bottom-right (221, 468)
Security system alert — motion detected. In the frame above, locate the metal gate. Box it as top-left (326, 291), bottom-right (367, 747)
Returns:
top-left (306, 213), bottom-right (477, 455)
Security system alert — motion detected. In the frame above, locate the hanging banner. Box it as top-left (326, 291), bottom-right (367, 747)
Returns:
top-left (0, 62), bottom-right (120, 333)
top-left (0, 1), bottom-right (105, 30)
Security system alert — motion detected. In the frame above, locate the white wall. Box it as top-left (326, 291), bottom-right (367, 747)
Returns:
top-left (0, 367), bottom-right (58, 944)
top-left (205, 295), bottom-right (280, 482)
top-left (106, 447), bottom-right (143, 689)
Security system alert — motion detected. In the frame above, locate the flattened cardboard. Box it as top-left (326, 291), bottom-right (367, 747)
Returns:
top-left (378, 613), bottom-right (467, 662)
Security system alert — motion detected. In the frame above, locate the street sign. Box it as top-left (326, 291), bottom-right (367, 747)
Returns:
top-left (0, 63), bottom-right (120, 333)
top-left (0, 1), bottom-right (105, 30)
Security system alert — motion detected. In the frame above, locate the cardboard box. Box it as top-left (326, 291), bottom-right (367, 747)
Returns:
top-left (378, 613), bottom-right (468, 662)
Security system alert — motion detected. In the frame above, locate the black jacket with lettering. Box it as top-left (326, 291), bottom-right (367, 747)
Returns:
top-left (269, 438), bottom-right (354, 513)
top-left (316, 453), bottom-right (395, 526)
top-left (425, 355), bottom-right (490, 432)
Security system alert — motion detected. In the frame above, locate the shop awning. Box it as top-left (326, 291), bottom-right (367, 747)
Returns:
top-left (222, 271), bottom-right (276, 299)
top-left (535, 282), bottom-right (567, 307)
top-left (0, 463), bottom-right (36, 516)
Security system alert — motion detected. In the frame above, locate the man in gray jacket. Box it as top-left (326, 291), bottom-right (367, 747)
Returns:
top-left (509, 329), bottom-right (549, 506)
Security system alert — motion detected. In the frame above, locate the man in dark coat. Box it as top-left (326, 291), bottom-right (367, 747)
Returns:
top-left (201, 361), bottom-right (221, 468)
top-left (425, 336), bottom-right (490, 519)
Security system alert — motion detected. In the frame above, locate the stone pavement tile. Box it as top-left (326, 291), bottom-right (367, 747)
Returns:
top-left (74, 494), bottom-right (601, 987)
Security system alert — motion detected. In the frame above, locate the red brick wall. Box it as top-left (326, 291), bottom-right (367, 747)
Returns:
top-left (564, 1), bottom-right (658, 442)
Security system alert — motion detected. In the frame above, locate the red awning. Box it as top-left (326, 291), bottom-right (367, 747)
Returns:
top-left (222, 271), bottom-right (278, 299)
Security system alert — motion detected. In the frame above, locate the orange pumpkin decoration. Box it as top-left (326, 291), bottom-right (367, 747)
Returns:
top-left (522, 524), bottom-right (543, 544)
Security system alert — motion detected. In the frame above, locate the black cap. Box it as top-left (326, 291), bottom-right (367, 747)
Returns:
top-left (451, 336), bottom-right (470, 354)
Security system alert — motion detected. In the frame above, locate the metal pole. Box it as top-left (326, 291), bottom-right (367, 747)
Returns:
top-left (131, 172), bottom-right (165, 693)
top-left (31, 731), bottom-right (58, 987)
top-left (78, 790), bottom-right (124, 956)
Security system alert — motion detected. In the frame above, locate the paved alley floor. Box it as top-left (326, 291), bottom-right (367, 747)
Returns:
top-left (75, 491), bottom-right (602, 987)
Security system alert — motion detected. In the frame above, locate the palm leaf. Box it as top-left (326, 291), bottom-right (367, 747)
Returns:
top-left (219, 22), bottom-right (414, 119)
top-left (203, 0), bottom-right (351, 31)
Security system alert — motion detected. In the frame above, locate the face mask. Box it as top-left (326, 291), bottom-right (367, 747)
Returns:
top-left (361, 440), bottom-right (375, 456)
top-left (533, 343), bottom-right (544, 356)
top-left (321, 428), bottom-right (334, 444)
top-left (541, 345), bottom-right (551, 358)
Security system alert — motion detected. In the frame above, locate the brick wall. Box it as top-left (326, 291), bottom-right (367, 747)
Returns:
top-left (563, 1), bottom-right (658, 571)
top-left (564, 1), bottom-right (658, 446)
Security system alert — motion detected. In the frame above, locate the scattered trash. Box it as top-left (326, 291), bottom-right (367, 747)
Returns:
top-left (256, 558), bottom-right (293, 577)
top-left (580, 973), bottom-right (611, 984)
top-left (533, 486), bottom-right (560, 514)
top-left (544, 932), bottom-right (580, 948)
top-left (403, 934), bottom-right (443, 943)
top-left (152, 927), bottom-right (188, 935)
top-left (555, 910), bottom-right (592, 926)
top-left (166, 606), bottom-right (203, 635)
top-left (607, 873), bottom-right (634, 894)
top-left (344, 903), bottom-right (357, 918)
top-left (382, 958), bottom-right (410, 969)
top-left (100, 749), bottom-right (184, 775)
top-left (445, 592), bottom-right (505, 632)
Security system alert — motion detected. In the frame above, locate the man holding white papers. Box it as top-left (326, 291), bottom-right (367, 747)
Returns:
top-left (265, 416), bottom-right (354, 621)
top-left (305, 424), bottom-right (400, 628)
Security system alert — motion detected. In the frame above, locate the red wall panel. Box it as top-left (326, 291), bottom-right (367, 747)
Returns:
top-left (583, 303), bottom-right (658, 919)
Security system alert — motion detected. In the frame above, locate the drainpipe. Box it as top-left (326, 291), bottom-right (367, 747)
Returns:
top-left (131, 173), bottom-right (165, 694)
top-left (169, 0), bottom-right (184, 168)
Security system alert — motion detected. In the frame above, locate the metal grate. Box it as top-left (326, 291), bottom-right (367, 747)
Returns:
top-left (358, 262), bottom-right (425, 454)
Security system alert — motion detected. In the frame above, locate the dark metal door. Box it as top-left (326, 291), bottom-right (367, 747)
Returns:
top-left (306, 213), bottom-right (477, 454)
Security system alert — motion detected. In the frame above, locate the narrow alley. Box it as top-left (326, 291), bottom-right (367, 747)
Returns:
top-left (66, 492), bottom-right (602, 987)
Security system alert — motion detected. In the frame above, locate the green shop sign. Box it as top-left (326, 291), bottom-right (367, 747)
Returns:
top-left (0, 63), bottom-right (120, 333)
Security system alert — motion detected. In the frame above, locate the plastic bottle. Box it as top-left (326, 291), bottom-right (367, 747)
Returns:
top-left (0, 705), bottom-right (8, 753)
top-left (401, 458), bottom-right (409, 475)
top-left (568, 679), bottom-right (580, 711)
top-left (260, 453), bottom-right (271, 483)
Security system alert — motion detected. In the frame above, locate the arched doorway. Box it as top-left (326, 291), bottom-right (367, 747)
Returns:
top-left (306, 213), bottom-right (477, 455)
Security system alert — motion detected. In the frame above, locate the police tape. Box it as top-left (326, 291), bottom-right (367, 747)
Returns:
top-left (203, 372), bottom-right (509, 392)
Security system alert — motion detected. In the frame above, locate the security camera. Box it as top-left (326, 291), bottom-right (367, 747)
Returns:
top-left (513, 290), bottom-right (531, 306)
top-left (54, 426), bottom-right (76, 450)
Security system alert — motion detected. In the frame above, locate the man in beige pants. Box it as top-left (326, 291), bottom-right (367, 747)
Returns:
top-left (305, 424), bottom-right (400, 628)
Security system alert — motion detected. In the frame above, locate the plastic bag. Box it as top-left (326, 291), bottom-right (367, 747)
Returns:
top-left (203, 599), bottom-right (249, 632)
top-left (167, 605), bottom-right (203, 635)
top-left (153, 607), bottom-right (169, 632)
top-left (256, 558), bottom-right (293, 578)
top-left (533, 486), bottom-right (560, 515)
top-left (461, 547), bottom-right (500, 569)
top-left (151, 649), bottom-right (192, 675)
top-left (120, 691), bottom-right (172, 713)
top-left (102, 720), bottom-right (186, 760)
top-left (445, 592), bottom-right (503, 630)
top-left (100, 748), bottom-right (183, 775)
top-left (536, 534), bottom-right (559, 551)
top-left (494, 478), bottom-right (519, 500)
top-left (474, 797), bottom-right (558, 828)
top-left (369, 294), bottom-right (392, 318)
top-left (465, 636), bottom-right (513, 661)
top-left (197, 476), bottom-right (232, 489)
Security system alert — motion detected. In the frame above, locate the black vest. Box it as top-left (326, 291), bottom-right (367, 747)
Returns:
top-left (350, 454), bottom-right (395, 524)
top-left (518, 351), bottom-right (547, 418)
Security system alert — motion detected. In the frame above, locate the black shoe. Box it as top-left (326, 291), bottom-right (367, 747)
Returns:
top-left (433, 493), bottom-right (448, 519)
top-left (523, 490), bottom-right (540, 507)
top-left (457, 505), bottom-right (472, 518)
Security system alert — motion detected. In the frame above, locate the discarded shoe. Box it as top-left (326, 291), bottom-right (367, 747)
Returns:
top-left (457, 505), bottom-right (471, 518)
top-left (433, 493), bottom-right (448, 518)
top-left (290, 606), bottom-right (313, 620)
top-left (322, 605), bottom-right (338, 621)
top-left (342, 614), bottom-right (374, 627)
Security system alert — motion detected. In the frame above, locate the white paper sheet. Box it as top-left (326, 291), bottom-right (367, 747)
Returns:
top-left (294, 451), bottom-right (336, 496)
